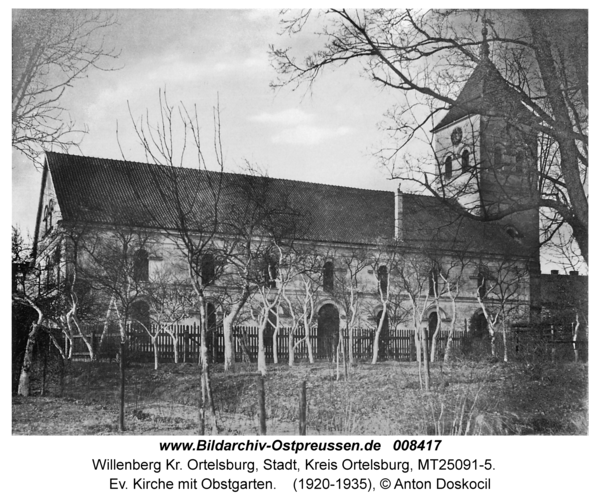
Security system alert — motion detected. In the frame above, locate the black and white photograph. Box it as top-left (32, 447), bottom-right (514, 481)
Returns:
top-left (11, 7), bottom-right (589, 438)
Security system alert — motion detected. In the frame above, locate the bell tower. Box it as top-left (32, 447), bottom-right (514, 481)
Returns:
top-left (432, 23), bottom-right (539, 257)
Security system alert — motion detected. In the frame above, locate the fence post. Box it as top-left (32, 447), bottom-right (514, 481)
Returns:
top-left (119, 340), bottom-right (126, 432)
top-left (299, 380), bottom-right (307, 435)
top-left (258, 375), bottom-right (267, 435)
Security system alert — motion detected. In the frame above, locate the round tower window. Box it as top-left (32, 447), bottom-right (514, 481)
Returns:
top-left (451, 127), bottom-right (463, 145)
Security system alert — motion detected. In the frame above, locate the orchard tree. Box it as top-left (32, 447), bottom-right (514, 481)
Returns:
top-left (271, 9), bottom-right (588, 263)
top-left (13, 227), bottom-right (47, 396)
top-left (146, 266), bottom-right (196, 365)
top-left (218, 166), bottom-right (308, 371)
top-left (331, 248), bottom-right (370, 364)
top-left (476, 256), bottom-right (529, 362)
top-left (126, 93), bottom-right (227, 434)
top-left (280, 247), bottom-right (323, 366)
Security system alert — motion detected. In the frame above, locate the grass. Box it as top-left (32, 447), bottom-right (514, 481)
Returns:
top-left (12, 357), bottom-right (588, 435)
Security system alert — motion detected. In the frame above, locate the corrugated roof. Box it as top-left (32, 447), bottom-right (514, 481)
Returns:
top-left (402, 193), bottom-right (528, 256)
top-left (45, 152), bottom-right (526, 254)
top-left (433, 60), bottom-right (532, 132)
top-left (46, 152), bottom-right (395, 244)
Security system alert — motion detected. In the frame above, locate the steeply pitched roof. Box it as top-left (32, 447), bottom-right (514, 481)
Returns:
top-left (45, 152), bottom-right (527, 255)
top-left (402, 193), bottom-right (529, 256)
top-left (432, 60), bottom-right (532, 132)
top-left (45, 152), bottom-right (395, 244)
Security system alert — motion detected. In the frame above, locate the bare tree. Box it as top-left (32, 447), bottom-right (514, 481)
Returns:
top-left (250, 241), bottom-right (298, 375)
top-left (126, 93), bottom-right (224, 434)
top-left (330, 248), bottom-right (370, 364)
top-left (438, 253), bottom-right (472, 363)
top-left (279, 249), bottom-right (317, 366)
top-left (217, 166), bottom-right (308, 371)
top-left (393, 252), bottom-right (433, 390)
top-left (147, 266), bottom-right (196, 365)
top-left (12, 10), bottom-right (119, 165)
top-left (13, 227), bottom-right (47, 396)
top-left (270, 9), bottom-right (588, 263)
top-left (476, 256), bottom-right (529, 362)
top-left (367, 241), bottom-right (402, 364)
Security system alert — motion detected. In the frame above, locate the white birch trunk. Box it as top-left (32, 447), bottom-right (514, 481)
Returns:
top-left (18, 307), bottom-right (44, 397)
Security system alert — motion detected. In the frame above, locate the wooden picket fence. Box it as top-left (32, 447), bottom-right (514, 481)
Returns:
top-left (78, 323), bottom-right (467, 364)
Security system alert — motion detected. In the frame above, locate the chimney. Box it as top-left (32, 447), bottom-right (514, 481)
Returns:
top-left (395, 184), bottom-right (403, 240)
top-left (550, 270), bottom-right (559, 275)
top-left (569, 271), bottom-right (579, 276)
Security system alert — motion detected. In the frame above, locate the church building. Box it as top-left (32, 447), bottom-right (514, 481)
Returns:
top-left (32, 36), bottom-right (542, 362)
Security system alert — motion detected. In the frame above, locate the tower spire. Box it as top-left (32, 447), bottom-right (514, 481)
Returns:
top-left (480, 11), bottom-right (490, 61)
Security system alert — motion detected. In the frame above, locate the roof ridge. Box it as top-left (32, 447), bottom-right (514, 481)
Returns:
top-left (45, 151), bottom-right (394, 195)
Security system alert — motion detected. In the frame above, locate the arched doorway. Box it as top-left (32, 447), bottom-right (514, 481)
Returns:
top-left (375, 310), bottom-right (390, 360)
top-left (317, 304), bottom-right (339, 360)
top-left (469, 311), bottom-right (488, 338)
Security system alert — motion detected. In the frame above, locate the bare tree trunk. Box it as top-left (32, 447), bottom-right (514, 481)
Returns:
top-left (288, 326), bottom-right (295, 367)
top-left (223, 291), bottom-right (249, 372)
top-left (185, 276), bottom-right (218, 434)
top-left (119, 340), bottom-right (126, 432)
top-left (573, 312), bottom-right (580, 362)
top-left (258, 375), bottom-right (267, 435)
top-left (302, 320), bottom-right (314, 364)
top-left (115, 316), bottom-right (128, 432)
top-left (421, 328), bottom-right (430, 391)
top-left (49, 332), bottom-right (67, 360)
top-left (272, 312), bottom-right (280, 365)
top-left (430, 302), bottom-right (441, 363)
top-left (165, 327), bottom-right (179, 364)
top-left (348, 323), bottom-right (354, 364)
top-left (222, 315), bottom-right (235, 370)
top-left (299, 380), bottom-right (307, 435)
top-left (153, 339), bottom-right (159, 370)
top-left (67, 292), bottom-right (95, 361)
top-left (336, 337), bottom-right (340, 380)
top-left (444, 295), bottom-right (457, 363)
top-left (501, 317), bottom-right (508, 363)
top-left (18, 309), bottom-right (44, 397)
top-left (340, 330), bottom-right (348, 380)
top-left (488, 325), bottom-right (496, 358)
top-left (371, 303), bottom-right (387, 365)
top-left (257, 313), bottom-right (268, 376)
top-left (198, 368), bottom-right (205, 435)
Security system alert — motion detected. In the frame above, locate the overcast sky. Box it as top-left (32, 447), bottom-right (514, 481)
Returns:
top-left (12, 9), bottom-right (400, 235)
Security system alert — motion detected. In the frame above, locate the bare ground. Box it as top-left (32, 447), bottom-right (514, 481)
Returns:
top-left (12, 359), bottom-right (588, 435)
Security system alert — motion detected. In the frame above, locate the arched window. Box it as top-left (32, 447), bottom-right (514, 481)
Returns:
top-left (444, 156), bottom-right (453, 179)
top-left (131, 300), bottom-right (150, 330)
top-left (45, 254), bottom-right (55, 289)
top-left (323, 261), bottom-right (334, 292)
top-left (378, 265), bottom-right (388, 296)
top-left (461, 149), bottom-right (470, 172)
top-left (201, 253), bottom-right (216, 285)
top-left (429, 268), bottom-right (439, 297)
top-left (494, 145), bottom-right (504, 169)
top-left (515, 149), bottom-right (526, 171)
top-left (133, 249), bottom-right (149, 282)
